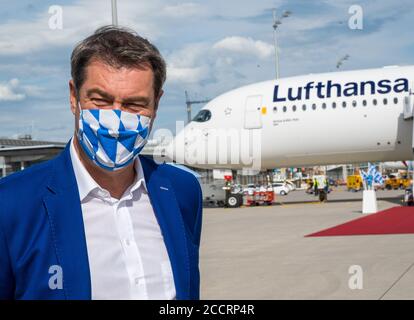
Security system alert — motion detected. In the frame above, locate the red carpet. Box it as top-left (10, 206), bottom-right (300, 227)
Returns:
top-left (306, 206), bottom-right (414, 237)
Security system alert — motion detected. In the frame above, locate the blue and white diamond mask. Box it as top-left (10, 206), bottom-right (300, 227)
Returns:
top-left (77, 106), bottom-right (151, 171)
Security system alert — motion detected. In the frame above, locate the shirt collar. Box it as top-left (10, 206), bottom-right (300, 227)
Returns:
top-left (129, 153), bottom-right (148, 196)
top-left (69, 137), bottom-right (147, 202)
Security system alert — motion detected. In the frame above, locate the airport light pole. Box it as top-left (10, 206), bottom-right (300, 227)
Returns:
top-left (272, 9), bottom-right (292, 79)
top-left (111, 0), bottom-right (118, 26)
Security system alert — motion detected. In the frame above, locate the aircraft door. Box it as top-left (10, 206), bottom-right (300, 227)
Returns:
top-left (403, 90), bottom-right (413, 120)
top-left (244, 95), bottom-right (263, 129)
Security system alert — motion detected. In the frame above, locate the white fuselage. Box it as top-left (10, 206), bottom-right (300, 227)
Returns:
top-left (168, 66), bottom-right (414, 170)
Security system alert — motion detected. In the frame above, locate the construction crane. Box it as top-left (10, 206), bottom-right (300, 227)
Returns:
top-left (185, 91), bottom-right (210, 124)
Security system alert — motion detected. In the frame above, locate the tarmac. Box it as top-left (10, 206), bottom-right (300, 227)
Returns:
top-left (199, 187), bottom-right (414, 299)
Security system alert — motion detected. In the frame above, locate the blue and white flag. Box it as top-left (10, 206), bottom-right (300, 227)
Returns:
top-left (360, 163), bottom-right (384, 189)
top-left (373, 170), bottom-right (384, 184)
top-left (360, 169), bottom-right (368, 181)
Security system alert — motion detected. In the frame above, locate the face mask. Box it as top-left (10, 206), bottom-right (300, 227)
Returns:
top-left (77, 104), bottom-right (151, 171)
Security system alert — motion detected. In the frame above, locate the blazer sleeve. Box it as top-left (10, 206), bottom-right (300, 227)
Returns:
top-left (192, 177), bottom-right (203, 247)
top-left (0, 216), bottom-right (14, 299)
top-left (168, 165), bottom-right (203, 247)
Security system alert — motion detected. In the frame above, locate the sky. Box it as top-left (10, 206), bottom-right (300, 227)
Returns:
top-left (0, 0), bottom-right (413, 142)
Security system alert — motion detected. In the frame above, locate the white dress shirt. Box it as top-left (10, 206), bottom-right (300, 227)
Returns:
top-left (69, 138), bottom-right (176, 300)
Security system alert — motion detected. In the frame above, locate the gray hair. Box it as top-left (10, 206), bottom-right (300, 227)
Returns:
top-left (71, 25), bottom-right (167, 99)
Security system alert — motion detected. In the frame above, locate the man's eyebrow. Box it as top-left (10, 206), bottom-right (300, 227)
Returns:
top-left (86, 88), bottom-right (115, 101)
top-left (122, 96), bottom-right (151, 105)
top-left (86, 88), bottom-right (151, 105)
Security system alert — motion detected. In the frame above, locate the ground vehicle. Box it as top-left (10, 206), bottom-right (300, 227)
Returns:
top-left (402, 178), bottom-right (413, 189)
top-left (373, 181), bottom-right (385, 191)
top-left (223, 179), bottom-right (244, 208)
top-left (273, 180), bottom-right (295, 191)
top-left (347, 175), bottom-right (363, 191)
top-left (232, 184), bottom-right (243, 194)
top-left (201, 182), bottom-right (226, 207)
top-left (202, 181), bottom-right (244, 208)
top-left (244, 191), bottom-right (274, 206)
top-left (243, 184), bottom-right (258, 195)
top-left (272, 182), bottom-right (290, 195)
top-left (225, 192), bottom-right (244, 208)
top-left (385, 174), bottom-right (412, 190)
top-left (404, 184), bottom-right (413, 206)
top-left (284, 180), bottom-right (297, 191)
top-left (385, 174), bottom-right (402, 190)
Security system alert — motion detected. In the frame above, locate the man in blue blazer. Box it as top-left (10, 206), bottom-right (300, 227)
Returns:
top-left (0, 26), bottom-right (203, 300)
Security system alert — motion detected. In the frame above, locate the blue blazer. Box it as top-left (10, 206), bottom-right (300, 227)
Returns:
top-left (0, 142), bottom-right (203, 300)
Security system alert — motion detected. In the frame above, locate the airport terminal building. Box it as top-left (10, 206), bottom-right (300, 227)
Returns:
top-left (0, 136), bottom-right (66, 177)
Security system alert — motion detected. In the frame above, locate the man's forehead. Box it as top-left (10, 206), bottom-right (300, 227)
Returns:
top-left (83, 59), bottom-right (155, 97)
top-left (85, 59), bottom-right (154, 80)
top-left (87, 58), bottom-right (152, 72)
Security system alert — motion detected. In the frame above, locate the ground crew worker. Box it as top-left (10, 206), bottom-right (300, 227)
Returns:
top-left (314, 177), bottom-right (319, 196)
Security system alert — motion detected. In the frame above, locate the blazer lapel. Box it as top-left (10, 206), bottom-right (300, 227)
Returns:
top-left (140, 156), bottom-right (191, 300)
top-left (43, 144), bottom-right (91, 300)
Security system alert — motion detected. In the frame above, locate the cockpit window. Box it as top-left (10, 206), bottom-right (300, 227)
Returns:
top-left (192, 109), bottom-right (211, 122)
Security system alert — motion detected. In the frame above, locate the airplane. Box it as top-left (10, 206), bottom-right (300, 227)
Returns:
top-left (382, 161), bottom-right (414, 171)
top-left (164, 65), bottom-right (414, 171)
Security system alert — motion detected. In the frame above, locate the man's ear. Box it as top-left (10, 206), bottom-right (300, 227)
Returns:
top-left (151, 89), bottom-right (164, 123)
top-left (69, 80), bottom-right (78, 116)
top-left (154, 89), bottom-right (164, 112)
top-left (149, 89), bottom-right (163, 133)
